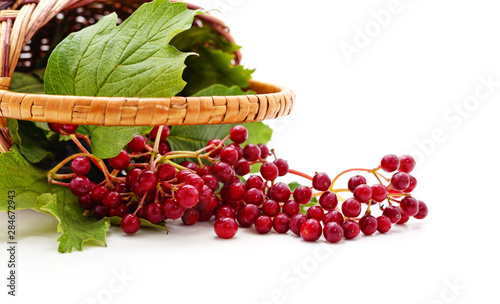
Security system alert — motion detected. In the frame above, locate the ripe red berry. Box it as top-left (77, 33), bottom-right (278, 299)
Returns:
top-left (71, 156), bottom-right (91, 176)
top-left (138, 170), bottom-right (158, 191)
top-left (261, 199), bottom-right (280, 217)
top-left (323, 210), bottom-right (344, 226)
top-left (242, 204), bottom-right (260, 224)
top-left (272, 213), bottom-right (290, 233)
top-left (227, 143), bottom-right (243, 159)
top-left (323, 222), bottom-right (344, 243)
top-left (273, 158), bottom-right (289, 176)
top-left (128, 135), bottom-right (146, 152)
top-left (213, 162), bottom-right (235, 183)
top-left (121, 214), bottom-right (141, 234)
top-left (228, 182), bottom-right (246, 202)
top-left (254, 215), bottom-right (272, 234)
top-left (182, 208), bottom-right (200, 225)
top-left (109, 150), bottom-right (130, 171)
top-left (353, 184), bottom-right (372, 203)
top-left (307, 205), bottom-right (325, 221)
top-left (202, 174), bottom-right (219, 192)
top-left (145, 202), bottom-right (164, 224)
top-left (215, 206), bottom-right (236, 219)
top-left (150, 126), bottom-right (170, 142)
top-left (400, 196), bottom-right (419, 217)
top-left (109, 204), bottom-right (128, 218)
top-left (260, 162), bottom-right (279, 181)
top-left (376, 216), bottom-right (392, 233)
top-left (214, 217), bottom-right (238, 239)
top-left (282, 200), bottom-right (300, 217)
top-left (69, 176), bottom-right (92, 197)
top-left (159, 142), bottom-right (170, 155)
top-left (244, 188), bottom-right (265, 206)
top-left (93, 204), bottom-right (109, 220)
top-left (269, 182), bottom-right (291, 202)
top-left (347, 175), bottom-right (366, 192)
top-left (289, 213), bottom-right (308, 236)
top-left (293, 186), bottom-right (312, 205)
top-left (102, 191), bottom-right (122, 209)
top-left (398, 155), bottom-right (416, 173)
top-left (342, 220), bottom-right (360, 239)
top-left (229, 125), bottom-right (248, 144)
top-left (342, 198), bottom-right (361, 218)
top-left (390, 172), bottom-right (410, 191)
top-left (359, 215), bottom-right (378, 235)
top-left (234, 159), bottom-right (251, 176)
top-left (220, 147), bottom-right (239, 165)
top-left (381, 154), bottom-right (399, 172)
top-left (312, 172), bottom-right (331, 191)
top-left (396, 213), bottom-right (410, 225)
top-left (207, 139), bottom-right (224, 157)
top-left (90, 185), bottom-right (108, 203)
top-left (176, 185), bottom-right (199, 208)
top-left (258, 144), bottom-right (270, 159)
top-left (404, 175), bottom-right (417, 193)
top-left (78, 195), bottom-right (95, 210)
top-left (414, 200), bottom-right (428, 219)
top-left (371, 184), bottom-right (388, 202)
top-left (157, 163), bottom-right (176, 181)
top-left (61, 124), bottom-right (78, 134)
top-left (246, 175), bottom-right (264, 190)
top-left (319, 191), bottom-right (338, 210)
top-left (163, 199), bottom-right (184, 220)
top-left (48, 123), bottom-right (62, 133)
top-left (243, 144), bottom-right (261, 161)
top-left (382, 205), bottom-right (402, 223)
top-left (300, 219), bottom-right (322, 242)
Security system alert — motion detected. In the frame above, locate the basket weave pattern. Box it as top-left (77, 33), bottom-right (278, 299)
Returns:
top-left (0, 0), bottom-right (295, 152)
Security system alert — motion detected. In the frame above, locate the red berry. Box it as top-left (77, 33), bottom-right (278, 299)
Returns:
top-left (342, 220), bottom-right (360, 239)
top-left (236, 208), bottom-right (252, 227)
top-left (383, 206), bottom-right (402, 223)
top-left (145, 202), bottom-right (164, 224)
top-left (157, 163), bottom-right (176, 181)
top-left (282, 200), bottom-right (300, 217)
top-left (400, 196), bottom-right (419, 217)
top-left (48, 123), bottom-right (62, 133)
top-left (220, 147), bottom-right (239, 165)
top-left (243, 144), bottom-right (261, 161)
top-left (404, 175), bottom-right (417, 193)
top-left (342, 198), bottom-right (361, 218)
top-left (381, 154), bottom-right (399, 173)
top-left (196, 165), bottom-right (212, 176)
top-left (371, 184), bottom-right (388, 202)
top-left (102, 191), bottom-right (122, 209)
top-left (254, 215), bottom-right (273, 234)
top-left (258, 144), bottom-right (270, 159)
top-left (293, 186), bottom-right (312, 205)
top-left (272, 213), bottom-right (290, 233)
top-left (215, 206), bottom-right (236, 219)
top-left (109, 204), bottom-right (128, 217)
top-left (214, 217), bottom-right (238, 239)
top-left (126, 168), bottom-right (142, 186)
top-left (398, 155), bottom-right (416, 173)
top-left (353, 184), bottom-right (372, 203)
top-left (229, 125), bottom-right (248, 144)
top-left (300, 219), bottom-right (322, 242)
top-left (138, 170), bottom-right (158, 191)
top-left (307, 205), bottom-right (325, 221)
top-left (234, 159), bottom-right (251, 176)
top-left (260, 162), bottom-right (279, 181)
top-left (109, 150), bottom-right (130, 171)
top-left (348, 175), bottom-right (366, 192)
top-left (261, 200), bottom-right (280, 217)
top-left (242, 204), bottom-right (260, 224)
top-left (180, 161), bottom-right (199, 172)
top-left (90, 185), bottom-right (108, 203)
top-left (319, 191), bottom-right (338, 210)
top-left (323, 210), bottom-right (344, 226)
top-left (312, 172), bottom-right (331, 191)
top-left (207, 139), bottom-right (224, 157)
top-left (289, 213), bottom-right (308, 236)
top-left (246, 175), bottom-right (264, 190)
top-left (71, 156), bottom-right (91, 176)
top-left (163, 199), bottom-right (184, 220)
top-left (273, 158), bottom-right (289, 176)
top-left (150, 126), bottom-right (170, 142)
top-left (93, 204), bottom-right (109, 220)
top-left (128, 135), bottom-right (146, 152)
top-left (182, 208), bottom-right (200, 225)
top-left (176, 185), bottom-right (199, 208)
top-left (69, 176), bottom-right (92, 197)
top-left (269, 182), bottom-right (291, 202)
top-left (244, 188), bottom-right (265, 206)
top-left (391, 172), bottom-right (410, 191)
top-left (121, 214), bottom-right (141, 234)
top-left (414, 200), bottom-right (428, 219)
top-left (324, 222), bottom-right (344, 243)
top-left (359, 215), bottom-right (378, 235)
top-left (202, 174), bottom-right (219, 191)
top-left (396, 213), bottom-right (410, 225)
top-left (227, 143), bottom-right (243, 159)
top-left (376, 215), bottom-right (392, 233)
top-left (61, 124), bottom-right (78, 134)
top-left (159, 142), bottom-right (171, 155)
top-left (78, 195), bottom-right (95, 210)
top-left (213, 162), bottom-right (235, 183)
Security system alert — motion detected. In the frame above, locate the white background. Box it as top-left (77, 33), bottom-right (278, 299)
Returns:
top-left (2, 0), bottom-right (500, 303)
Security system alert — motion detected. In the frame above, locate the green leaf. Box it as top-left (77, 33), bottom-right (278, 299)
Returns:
top-left (0, 147), bottom-right (58, 211)
top-left (180, 47), bottom-right (254, 96)
top-left (77, 125), bottom-right (153, 159)
top-left (171, 26), bottom-right (241, 54)
top-left (108, 216), bottom-right (168, 232)
top-left (192, 84), bottom-right (251, 97)
top-left (38, 192), bottom-right (110, 253)
top-left (9, 70), bottom-right (45, 94)
top-left (7, 119), bottom-right (54, 163)
top-left (45, 0), bottom-right (200, 98)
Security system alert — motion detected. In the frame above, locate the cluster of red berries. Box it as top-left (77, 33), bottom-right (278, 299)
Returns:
top-left (47, 124), bottom-right (428, 243)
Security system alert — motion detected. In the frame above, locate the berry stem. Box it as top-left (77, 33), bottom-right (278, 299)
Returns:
top-left (51, 173), bottom-right (76, 180)
top-left (49, 180), bottom-right (70, 187)
top-left (288, 169), bottom-right (313, 181)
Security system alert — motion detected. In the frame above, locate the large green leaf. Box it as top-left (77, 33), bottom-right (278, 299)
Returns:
top-left (9, 70), bottom-right (45, 94)
top-left (44, 0), bottom-right (199, 98)
top-left (77, 125), bottom-right (153, 159)
top-left (0, 148), bottom-right (57, 211)
top-left (192, 84), bottom-right (253, 97)
top-left (180, 46), bottom-right (254, 96)
top-left (7, 119), bottom-right (54, 163)
top-left (38, 193), bottom-right (110, 253)
top-left (171, 26), bottom-right (241, 54)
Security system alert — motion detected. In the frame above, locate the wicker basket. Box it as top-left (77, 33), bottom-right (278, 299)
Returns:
top-left (0, 0), bottom-right (295, 152)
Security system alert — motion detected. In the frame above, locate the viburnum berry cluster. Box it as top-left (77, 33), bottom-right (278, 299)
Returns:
top-left (46, 123), bottom-right (428, 243)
